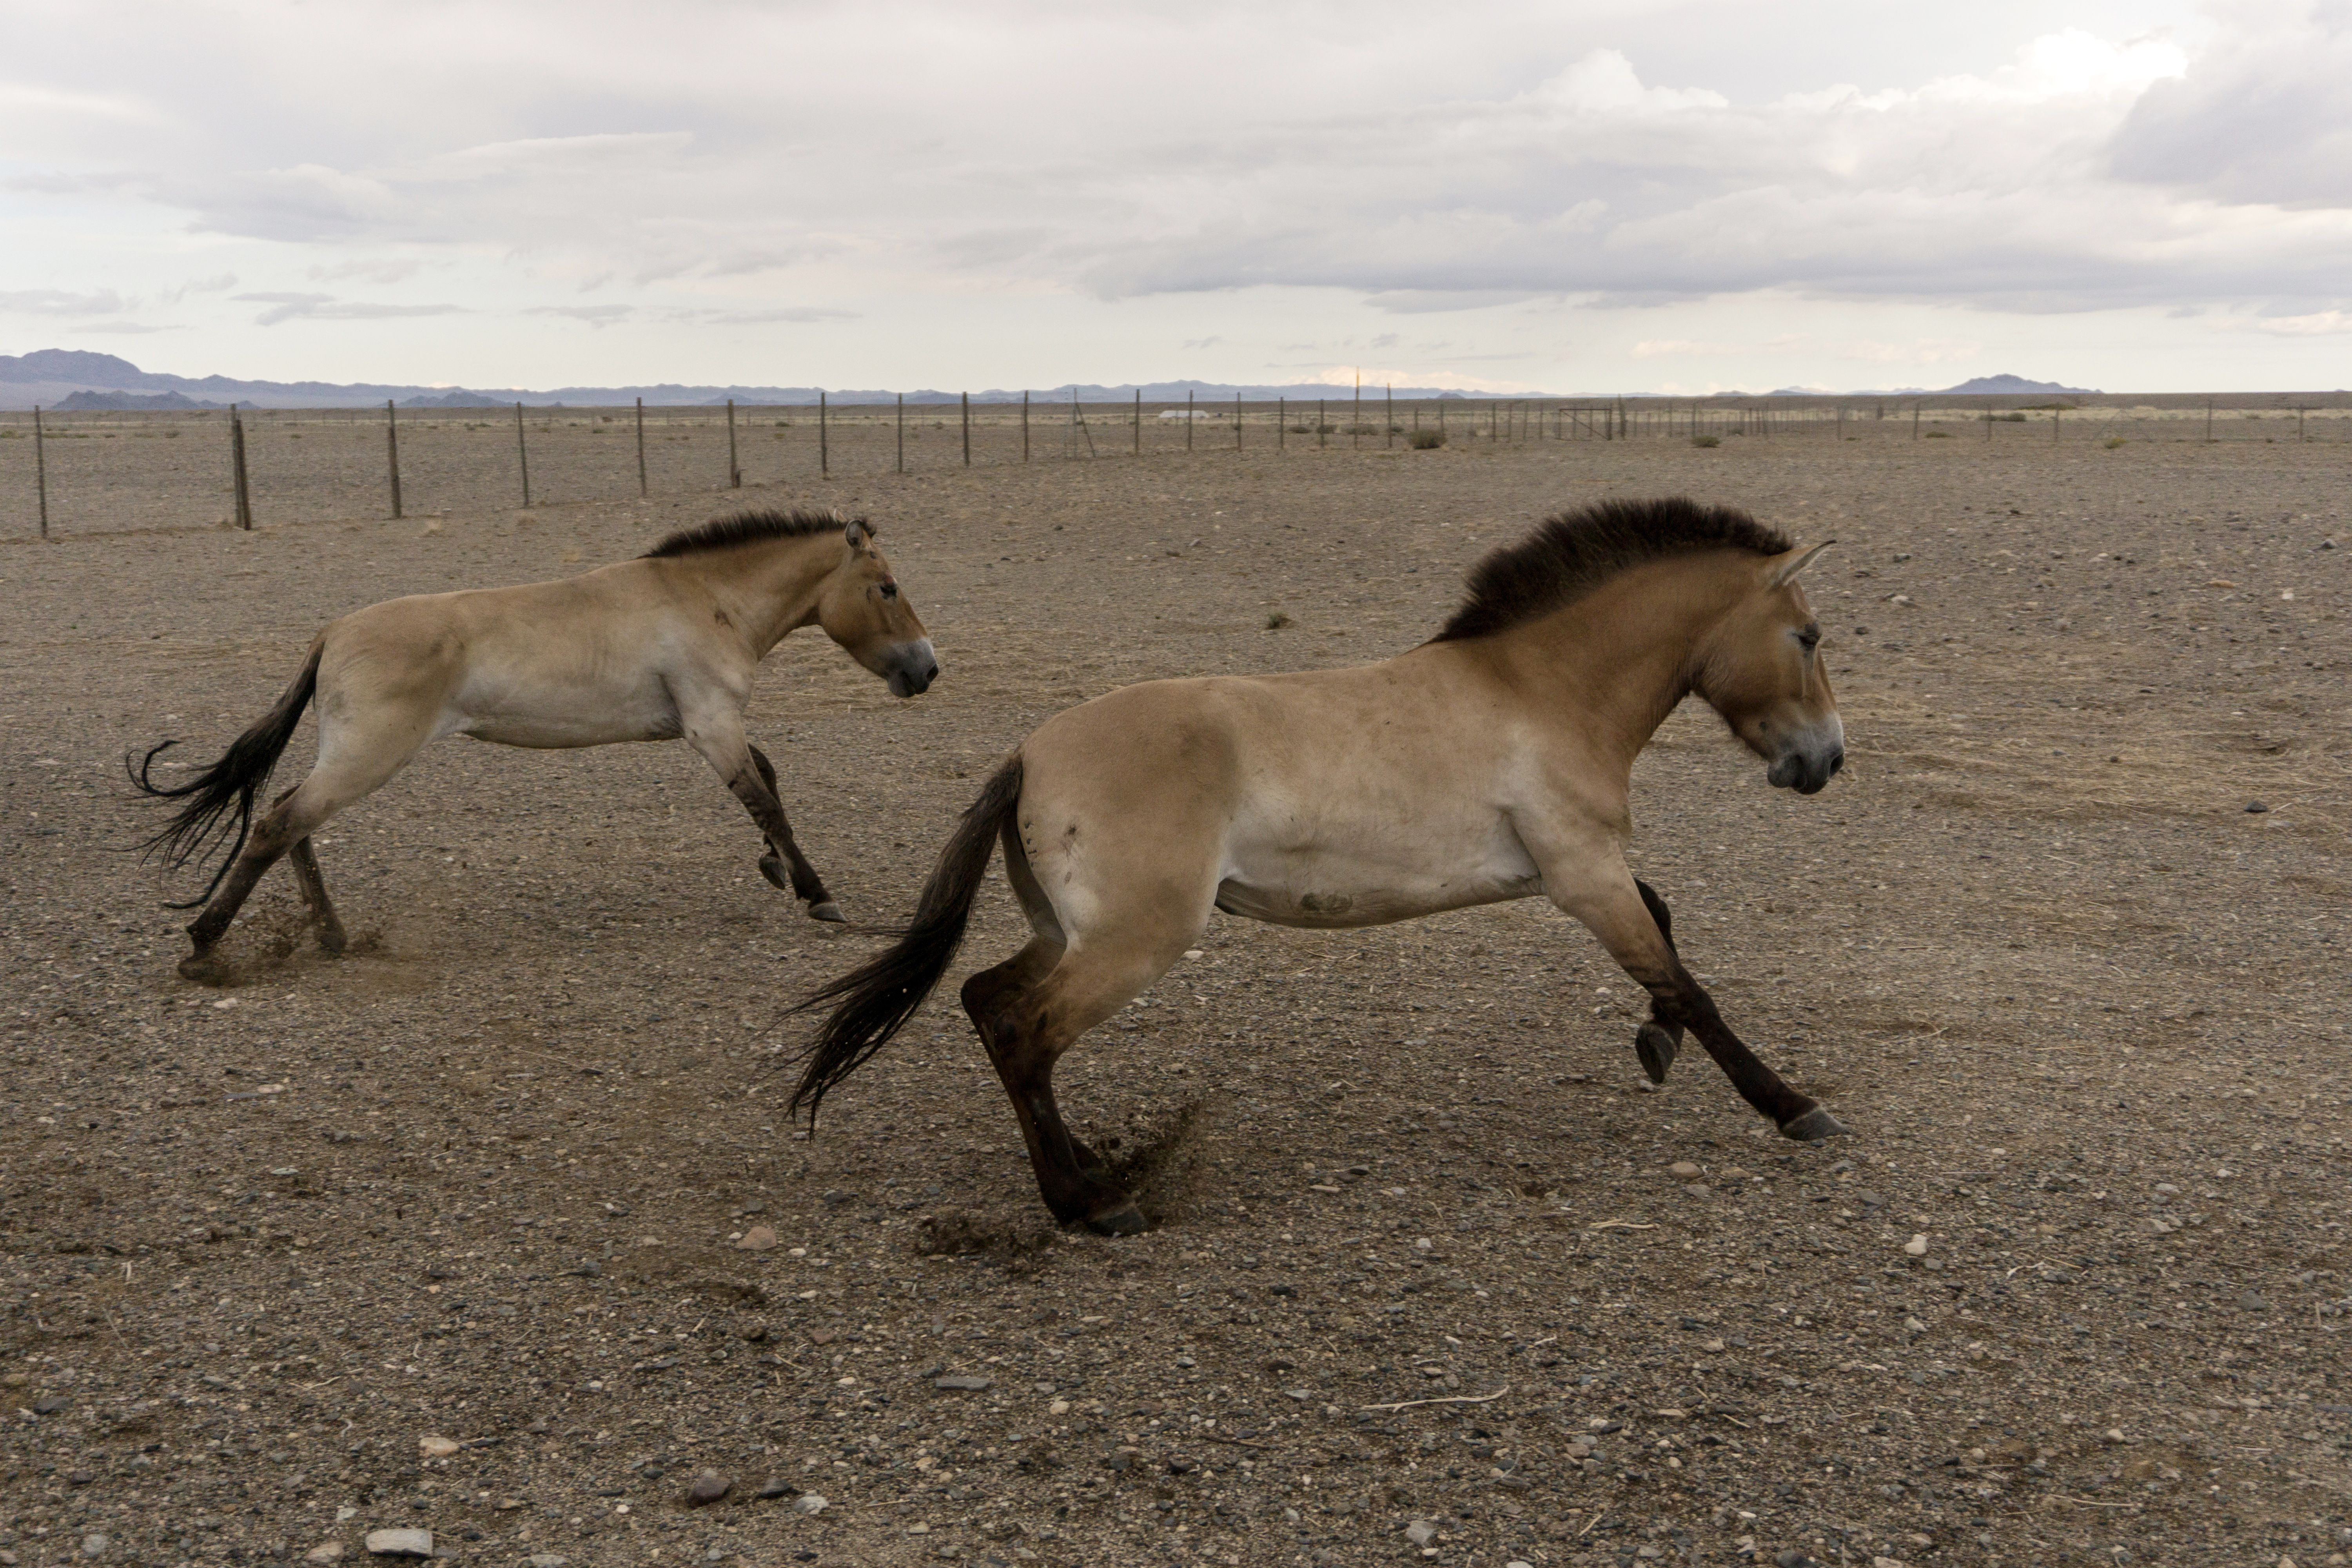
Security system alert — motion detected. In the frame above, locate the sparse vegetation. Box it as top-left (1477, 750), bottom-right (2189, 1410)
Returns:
top-left (1408, 429), bottom-right (1445, 450)
top-left (1925, 430), bottom-right (1952, 438)
top-left (2104, 436), bottom-right (2127, 449)
top-left (1690, 434), bottom-right (1720, 448)
top-left (1265, 610), bottom-right (1292, 629)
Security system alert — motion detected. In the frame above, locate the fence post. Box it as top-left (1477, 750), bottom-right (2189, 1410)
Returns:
top-left (635, 397), bottom-right (648, 496)
top-left (2205, 400), bottom-right (2214, 443)
top-left (961, 391), bottom-right (971, 467)
top-left (1187, 390), bottom-right (1194, 453)
top-left (1319, 400), bottom-right (1326, 450)
top-left (230, 405), bottom-right (253, 530)
top-left (1913, 402), bottom-right (1920, 440)
top-left (818, 392), bottom-right (828, 477)
top-left (2053, 405), bottom-right (2061, 444)
top-left (1235, 392), bottom-right (1243, 451)
top-left (726, 398), bottom-right (741, 488)
top-left (1278, 396), bottom-right (1285, 451)
top-left (1132, 389), bottom-right (1140, 456)
top-left (33, 404), bottom-right (49, 539)
top-left (515, 402), bottom-right (531, 507)
top-left (1023, 390), bottom-right (1031, 463)
top-left (896, 394), bottom-right (904, 474)
top-left (384, 400), bottom-right (403, 519)
top-left (1354, 376), bottom-right (1361, 450)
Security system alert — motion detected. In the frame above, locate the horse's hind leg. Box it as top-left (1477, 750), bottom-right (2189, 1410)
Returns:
top-left (286, 835), bottom-right (347, 954)
top-left (1632, 878), bottom-right (1684, 1085)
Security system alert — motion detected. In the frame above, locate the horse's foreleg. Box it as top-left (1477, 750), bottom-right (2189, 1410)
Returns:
top-left (1632, 878), bottom-right (1684, 1085)
top-left (681, 715), bottom-right (840, 922)
top-left (1557, 868), bottom-right (1844, 1141)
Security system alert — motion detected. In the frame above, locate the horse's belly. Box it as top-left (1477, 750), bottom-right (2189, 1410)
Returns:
top-left (454, 684), bottom-right (681, 749)
top-left (1216, 833), bottom-right (1543, 929)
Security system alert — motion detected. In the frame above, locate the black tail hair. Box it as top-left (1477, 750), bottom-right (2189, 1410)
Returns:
top-left (129, 641), bottom-right (322, 909)
top-left (788, 757), bottom-right (1023, 1123)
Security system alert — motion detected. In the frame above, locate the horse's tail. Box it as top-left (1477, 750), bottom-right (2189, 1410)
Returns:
top-left (788, 757), bottom-right (1024, 1123)
top-left (129, 639), bottom-right (322, 910)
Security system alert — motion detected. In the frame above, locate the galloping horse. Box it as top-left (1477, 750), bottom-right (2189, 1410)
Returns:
top-left (789, 497), bottom-right (1844, 1234)
top-left (135, 507), bottom-right (938, 983)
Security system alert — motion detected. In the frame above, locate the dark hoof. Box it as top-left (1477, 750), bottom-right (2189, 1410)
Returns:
top-left (178, 951), bottom-right (230, 987)
top-left (1635, 1022), bottom-right (1679, 1085)
top-left (317, 925), bottom-right (348, 955)
top-left (759, 854), bottom-right (791, 892)
top-left (1082, 1203), bottom-right (1148, 1237)
top-left (807, 900), bottom-right (845, 924)
top-left (1780, 1105), bottom-right (1849, 1142)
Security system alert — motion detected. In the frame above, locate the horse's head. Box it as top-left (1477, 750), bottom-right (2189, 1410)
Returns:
top-left (817, 518), bottom-right (938, 698)
top-left (1698, 541), bottom-right (1844, 795)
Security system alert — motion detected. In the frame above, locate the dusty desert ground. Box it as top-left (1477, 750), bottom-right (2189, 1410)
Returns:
top-left (1, 426), bottom-right (2347, 1568)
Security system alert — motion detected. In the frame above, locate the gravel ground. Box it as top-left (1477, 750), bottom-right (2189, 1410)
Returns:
top-left (2, 430), bottom-right (2348, 1568)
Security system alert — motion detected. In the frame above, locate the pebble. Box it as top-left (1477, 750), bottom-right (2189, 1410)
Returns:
top-left (1405, 1521), bottom-right (1438, 1547)
top-left (1903, 1234), bottom-right (1929, 1257)
top-left (1668, 1161), bottom-right (1702, 1180)
top-left (79, 1536), bottom-right (108, 1560)
top-left (31, 1396), bottom-right (69, 1415)
top-left (362, 1530), bottom-right (433, 1559)
top-left (935, 1374), bottom-right (993, 1391)
top-left (1905, 1317), bottom-right (1926, 1336)
top-left (304, 1548), bottom-right (345, 1565)
top-left (528, 1558), bottom-right (570, 1568)
top-left (683, 1470), bottom-right (732, 1506)
top-left (794, 1493), bottom-right (829, 1516)
top-left (416, 1435), bottom-right (460, 1458)
top-left (756, 1477), bottom-right (797, 1500)
top-left (736, 1225), bottom-right (779, 1251)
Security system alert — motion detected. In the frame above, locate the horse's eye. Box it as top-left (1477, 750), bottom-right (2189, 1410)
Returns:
top-left (1797, 626), bottom-right (1821, 650)
top-left (880, 583), bottom-right (898, 600)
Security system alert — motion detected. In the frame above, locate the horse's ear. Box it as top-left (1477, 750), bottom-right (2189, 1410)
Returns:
top-left (843, 518), bottom-right (873, 553)
top-left (1769, 540), bottom-right (1833, 587)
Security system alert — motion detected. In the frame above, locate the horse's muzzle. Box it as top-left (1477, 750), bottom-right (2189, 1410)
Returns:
top-left (884, 639), bottom-right (940, 699)
top-left (1768, 743), bottom-right (1845, 795)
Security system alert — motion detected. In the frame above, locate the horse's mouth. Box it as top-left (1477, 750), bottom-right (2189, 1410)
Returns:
top-left (884, 641), bottom-right (941, 698)
top-left (1768, 748), bottom-right (1844, 794)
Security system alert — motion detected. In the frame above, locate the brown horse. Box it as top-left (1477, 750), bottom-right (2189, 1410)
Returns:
top-left (134, 507), bottom-right (936, 983)
top-left (790, 497), bottom-right (1844, 1234)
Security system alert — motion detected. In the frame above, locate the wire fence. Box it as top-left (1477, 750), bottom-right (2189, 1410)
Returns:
top-left (4, 389), bottom-right (2346, 538)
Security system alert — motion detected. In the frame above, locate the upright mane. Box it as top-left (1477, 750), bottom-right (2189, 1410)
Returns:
top-left (642, 506), bottom-right (866, 560)
top-left (1432, 496), bottom-right (1791, 642)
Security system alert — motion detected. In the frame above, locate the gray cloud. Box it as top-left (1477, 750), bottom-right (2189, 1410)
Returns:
top-left (527, 305), bottom-right (635, 328)
top-left (232, 291), bottom-right (469, 325)
top-left (2111, 4), bottom-right (2352, 209)
top-left (0, 288), bottom-right (131, 316)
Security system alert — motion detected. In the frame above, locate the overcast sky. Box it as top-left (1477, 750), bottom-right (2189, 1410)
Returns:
top-left (4, 0), bottom-right (2348, 393)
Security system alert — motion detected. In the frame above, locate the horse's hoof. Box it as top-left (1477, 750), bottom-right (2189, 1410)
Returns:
top-left (1780, 1105), bottom-right (1849, 1142)
top-left (1635, 1023), bottom-right (1679, 1085)
top-left (1082, 1203), bottom-right (1148, 1238)
top-left (759, 855), bottom-right (791, 892)
top-left (178, 952), bottom-right (230, 987)
top-left (808, 900), bottom-right (846, 924)
top-left (318, 926), bottom-right (348, 956)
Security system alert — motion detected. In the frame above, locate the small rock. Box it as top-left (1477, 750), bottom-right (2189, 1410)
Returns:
top-left (1668, 1161), bottom-right (1702, 1180)
top-left (1405, 1520), bottom-right (1439, 1547)
top-left (304, 1548), bottom-right (345, 1565)
top-left (528, 1557), bottom-right (570, 1568)
top-left (934, 1374), bottom-right (993, 1391)
top-left (755, 1477), bottom-right (797, 1500)
top-left (793, 1493), bottom-right (828, 1516)
top-left (1903, 1234), bottom-right (1929, 1257)
top-left (682, 1469), bottom-right (732, 1507)
top-left (79, 1535), bottom-right (108, 1560)
top-left (1904, 1317), bottom-right (1926, 1335)
top-left (417, 1434), bottom-right (460, 1458)
top-left (736, 1225), bottom-right (779, 1251)
top-left (31, 1395), bottom-right (69, 1415)
top-left (1776, 1552), bottom-right (1820, 1568)
top-left (363, 1530), bottom-right (433, 1559)
top-left (2104, 1427), bottom-right (2128, 1443)
top-left (2247, 801), bottom-right (2269, 813)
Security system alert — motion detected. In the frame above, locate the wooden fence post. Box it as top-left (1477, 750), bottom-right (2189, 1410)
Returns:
top-left (515, 402), bottom-right (531, 507)
top-left (896, 394), bottom-right (904, 474)
top-left (1353, 376), bottom-right (1361, 450)
top-left (2054, 405), bottom-right (2061, 444)
top-left (230, 405), bottom-right (253, 530)
top-left (384, 400), bottom-right (403, 519)
top-left (818, 392), bottom-right (828, 477)
top-left (726, 398), bottom-right (741, 488)
top-left (1319, 400), bottom-right (1326, 450)
top-left (635, 397), bottom-right (648, 495)
top-left (1132, 389), bottom-right (1140, 456)
top-left (1235, 392), bottom-right (1243, 451)
top-left (961, 391), bottom-right (971, 467)
top-left (1386, 384), bottom-right (1393, 448)
top-left (1187, 390), bottom-right (1194, 452)
top-left (33, 404), bottom-right (49, 539)
top-left (1023, 390), bottom-right (1031, 463)
top-left (1913, 402), bottom-right (1920, 440)
top-left (1278, 396), bottom-right (1285, 451)
top-left (2206, 400), bottom-right (2214, 443)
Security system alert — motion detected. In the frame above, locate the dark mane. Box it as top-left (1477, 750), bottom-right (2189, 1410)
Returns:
top-left (641, 506), bottom-right (866, 559)
top-left (1432, 496), bottom-right (1791, 642)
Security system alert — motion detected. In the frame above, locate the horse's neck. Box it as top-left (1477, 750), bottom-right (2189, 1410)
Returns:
top-left (1492, 565), bottom-right (1742, 761)
top-left (689, 537), bottom-right (838, 653)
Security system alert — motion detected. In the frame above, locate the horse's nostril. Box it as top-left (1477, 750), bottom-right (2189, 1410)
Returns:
top-left (1830, 750), bottom-right (1846, 774)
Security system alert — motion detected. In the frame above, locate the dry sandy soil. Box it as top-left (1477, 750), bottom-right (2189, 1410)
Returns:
top-left (2, 428), bottom-right (2348, 1568)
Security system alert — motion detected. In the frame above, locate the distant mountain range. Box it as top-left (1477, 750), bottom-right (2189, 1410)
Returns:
top-left (3, 348), bottom-right (2107, 410)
